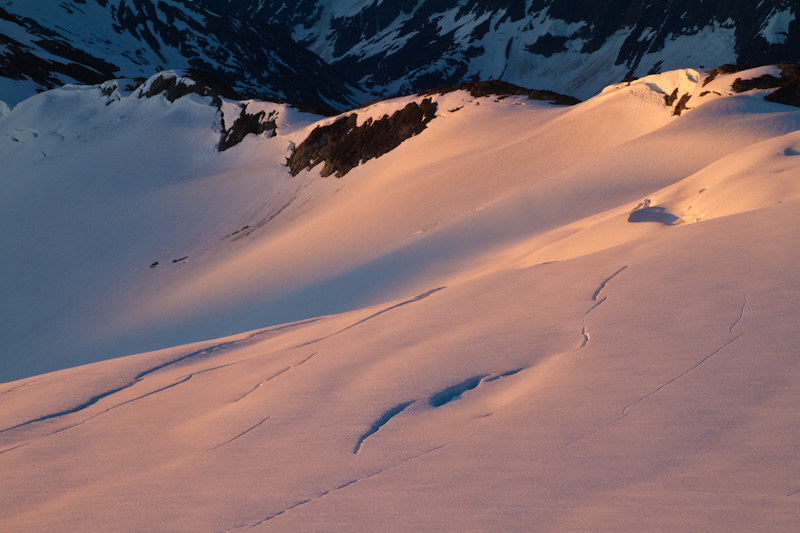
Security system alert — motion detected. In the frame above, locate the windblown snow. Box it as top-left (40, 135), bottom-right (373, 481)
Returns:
top-left (1, 67), bottom-right (799, 530)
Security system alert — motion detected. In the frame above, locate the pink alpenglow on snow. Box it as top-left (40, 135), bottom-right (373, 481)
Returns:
top-left (1, 67), bottom-right (799, 530)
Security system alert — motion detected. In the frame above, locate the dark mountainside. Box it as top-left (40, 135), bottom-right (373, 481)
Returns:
top-left (204, 0), bottom-right (799, 98)
top-left (0, 1), bottom-right (361, 111)
top-left (0, 0), bottom-right (797, 110)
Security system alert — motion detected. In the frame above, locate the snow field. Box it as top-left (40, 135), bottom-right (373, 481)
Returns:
top-left (1, 67), bottom-right (799, 529)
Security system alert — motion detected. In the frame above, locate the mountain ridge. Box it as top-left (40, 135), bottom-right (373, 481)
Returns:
top-left (0, 0), bottom-right (363, 111)
top-left (2, 1), bottom-right (797, 109)
top-left (206, 0), bottom-right (799, 99)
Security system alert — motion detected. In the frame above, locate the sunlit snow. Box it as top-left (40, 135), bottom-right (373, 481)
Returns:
top-left (1, 67), bottom-right (799, 530)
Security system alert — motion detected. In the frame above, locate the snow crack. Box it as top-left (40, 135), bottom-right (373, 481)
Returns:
top-left (211, 417), bottom-right (271, 450)
top-left (338, 287), bottom-right (445, 334)
top-left (580, 296), bottom-right (607, 318)
top-left (178, 359), bottom-right (255, 381)
top-left (0, 382), bottom-right (142, 435)
top-left (234, 352), bottom-right (318, 403)
top-left (242, 445), bottom-right (448, 528)
top-left (574, 322), bottom-right (589, 351)
top-left (571, 266), bottom-right (629, 355)
top-left (730, 291), bottom-right (747, 334)
top-left (0, 376), bottom-right (45, 396)
top-left (352, 368), bottom-right (523, 455)
top-left (558, 332), bottom-right (746, 452)
top-left (621, 333), bottom-right (745, 416)
top-left (429, 369), bottom-right (523, 408)
top-left (591, 265), bottom-right (628, 301)
top-left (0, 375), bottom-right (193, 455)
top-left (294, 287), bottom-right (445, 348)
top-left (556, 415), bottom-right (627, 452)
top-left (1, 320), bottom-right (322, 435)
top-left (135, 329), bottom-right (270, 381)
top-left (430, 375), bottom-right (490, 408)
top-left (353, 401), bottom-right (415, 454)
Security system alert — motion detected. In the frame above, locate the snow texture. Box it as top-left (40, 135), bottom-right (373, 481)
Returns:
top-left (1, 67), bottom-right (800, 530)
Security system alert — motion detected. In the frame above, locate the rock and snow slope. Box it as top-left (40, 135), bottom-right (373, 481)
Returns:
top-left (216, 0), bottom-right (799, 100)
top-left (3, 0), bottom-right (797, 108)
top-left (1, 67), bottom-right (800, 529)
top-left (0, 0), bottom-right (363, 111)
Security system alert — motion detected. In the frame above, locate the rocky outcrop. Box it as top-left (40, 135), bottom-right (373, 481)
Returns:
top-left (673, 93), bottom-right (692, 115)
top-left (219, 105), bottom-right (278, 151)
top-left (763, 64), bottom-right (800, 107)
top-left (702, 64), bottom-right (753, 86)
top-left (287, 80), bottom-right (576, 178)
top-left (726, 64), bottom-right (800, 108)
top-left (731, 74), bottom-right (784, 92)
top-left (663, 88), bottom-right (691, 115)
top-left (288, 99), bottom-right (438, 178)
top-left (135, 70), bottom-right (240, 103)
top-left (130, 71), bottom-right (278, 151)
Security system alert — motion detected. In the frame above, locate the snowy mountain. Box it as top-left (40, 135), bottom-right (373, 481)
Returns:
top-left (207, 0), bottom-right (799, 99)
top-left (2, 1), bottom-right (797, 108)
top-left (2, 1), bottom-right (800, 529)
top-left (0, 0), bottom-right (363, 111)
top-left (1, 64), bottom-right (800, 529)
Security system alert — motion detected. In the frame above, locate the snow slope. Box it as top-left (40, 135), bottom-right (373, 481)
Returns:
top-left (1, 67), bottom-right (800, 529)
top-left (3, 67), bottom-right (799, 381)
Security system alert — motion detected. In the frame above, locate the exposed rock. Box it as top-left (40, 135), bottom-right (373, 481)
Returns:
top-left (99, 80), bottom-right (122, 105)
top-left (674, 93), bottom-right (692, 115)
top-left (133, 70), bottom-right (280, 151)
top-left (100, 83), bottom-right (117, 98)
top-left (136, 70), bottom-right (240, 103)
top-left (288, 99), bottom-right (438, 178)
top-left (764, 64), bottom-right (800, 108)
top-left (223, 226), bottom-right (250, 240)
top-left (703, 64), bottom-right (753, 86)
top-left (288, 114), bottom-right (356, 176)
top-left (219, 104), bottom-right (278, 151)
top-left (731, 74), bottom-right (783, 92)
top-left (724, 64), bottom-right (800, 108)
top-left (664, 88), bottom-right (679, 106)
